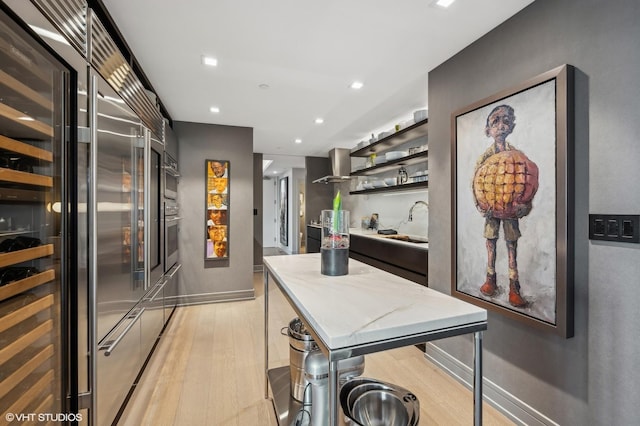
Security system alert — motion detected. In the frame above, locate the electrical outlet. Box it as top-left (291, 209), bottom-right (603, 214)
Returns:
top-left (589, 214), bottom-right (639, 243)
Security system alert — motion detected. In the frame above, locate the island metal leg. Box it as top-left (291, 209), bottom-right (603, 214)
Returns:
top-left (474, 331), bottom-right (483, 425)
top-left (329, 358), bottom-right (339, 426)
top-left (264, 268), bottom-right (269, 399)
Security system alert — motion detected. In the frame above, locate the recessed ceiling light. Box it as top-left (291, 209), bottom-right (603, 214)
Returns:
top-left (294, 139), bottom-right (302, 144)
top-left (315, 118), bottom-right (324, 124)
top-left (350, 81), bottom-right (364, 90)
top-left (210, 106), bottom-right (220, 113)
top-left (273, 170), bottom-right (278, 174)
top-left (259, 83), bottom-right (270, 89)
top-left (435, 0), bottom-right (455, 8)
top-left (202, 56), bottom-right (218, 67)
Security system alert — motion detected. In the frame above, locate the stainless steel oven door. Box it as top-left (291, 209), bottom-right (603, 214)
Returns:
top-left (164, 201), bottom-right (180, 271)
top-left (163, 153), bottom-right (179, 200)
top-left (164, 171), bottom-right (178, 200)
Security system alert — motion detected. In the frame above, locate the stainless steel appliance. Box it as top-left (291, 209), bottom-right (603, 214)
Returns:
top-left (164, 199), bottom-right (180, 271)
top-left (86, 9), bottom-right (170, 423)
top-left (311, 148), bottom-right (352, 184)
top-left (3, 2), bottom-right (175, 424)
top-left (301, 351), bottom-right (365, 426)
top-left (163, 152), bottom-right (179, 200)
top-left (0, 2), bottom-right (76, 417)
top-left (162, 262), bottom-right (181, 321)
top-left (92, 70), bottom-right (147, 426)
top-left (286, 317), bottom-right (318, 402)
top-left (148, 133), bottom-right (164, 285)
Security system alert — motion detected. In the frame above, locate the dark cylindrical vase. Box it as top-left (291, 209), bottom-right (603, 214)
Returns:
top-left (321, 247), bottom-right (349, 276)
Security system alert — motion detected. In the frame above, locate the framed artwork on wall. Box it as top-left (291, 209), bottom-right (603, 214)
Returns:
top-left (206, 159), bottom-right (229, 260)
top-left (451, 65), bottom-right (574, 338)
top-left (279, 177), bottom-right (288, 246)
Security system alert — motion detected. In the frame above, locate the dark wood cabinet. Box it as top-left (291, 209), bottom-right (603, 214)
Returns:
top-left (306, 225), bottom-right (321, 253)
top-left (349, 234), bottom-right (428, 286)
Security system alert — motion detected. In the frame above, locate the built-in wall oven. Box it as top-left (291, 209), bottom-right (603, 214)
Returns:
top-left (164, 200), bottom-right (180, 271)
top-left (164, 152), bottom-right (179, 200)
top-left (149, 134), bottom-right (164, 285)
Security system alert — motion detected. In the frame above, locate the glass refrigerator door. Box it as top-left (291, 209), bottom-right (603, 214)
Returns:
top-left (0, 5), bottom-right (73, 417)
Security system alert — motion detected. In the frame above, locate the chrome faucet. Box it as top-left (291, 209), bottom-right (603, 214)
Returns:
top-left (408, 201), bottom-right (429, 221)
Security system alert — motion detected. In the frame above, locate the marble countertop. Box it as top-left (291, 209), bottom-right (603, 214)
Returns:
top-left (349, 228), bottom-right (429, 250)
top-left (263, 254), bottom-right (486, 350)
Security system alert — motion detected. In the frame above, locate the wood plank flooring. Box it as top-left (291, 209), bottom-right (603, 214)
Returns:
top-left (119, 272), bottom-right (514, 426)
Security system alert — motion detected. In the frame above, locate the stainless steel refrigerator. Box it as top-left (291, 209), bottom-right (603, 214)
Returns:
top-left (91, 72), bottom-right (147, 425)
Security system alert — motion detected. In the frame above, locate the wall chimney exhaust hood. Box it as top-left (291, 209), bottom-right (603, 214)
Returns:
top-left (312, 148), bottom-right (352, 184)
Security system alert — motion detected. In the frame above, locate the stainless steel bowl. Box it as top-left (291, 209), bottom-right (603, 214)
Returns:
top-left (352, 389), bottom-right (409, 426)
top-left (340, 378), bottom-right (378, 414)
top-left (340, 378), bottom-right (420, 425)
top-left (346, 382), bottom-right (395, 412)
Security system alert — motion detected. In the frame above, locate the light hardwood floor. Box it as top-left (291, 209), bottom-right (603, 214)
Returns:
top-left (119, 272), bottom-right (514, 426)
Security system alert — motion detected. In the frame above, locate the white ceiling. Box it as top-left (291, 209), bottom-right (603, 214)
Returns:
top-left (100, 0), bottom-right (534, 174)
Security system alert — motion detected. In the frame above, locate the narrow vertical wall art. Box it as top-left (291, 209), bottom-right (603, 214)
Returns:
top-left (279, 177), bottom-right (288, 246)
top-left (206, 159), bottom-right (229, 260)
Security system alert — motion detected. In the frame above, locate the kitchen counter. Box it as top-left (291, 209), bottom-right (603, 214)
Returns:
top-left (307, 226), bottom-right (429, 284)
top-left (264, 254), bottom-right (484, 348)
top-left (349, 227), bottom-right (428, 250)
top-left (349, 228), bottom-right (428, 285)
top-left (263, 253), bottom-right (487, 425)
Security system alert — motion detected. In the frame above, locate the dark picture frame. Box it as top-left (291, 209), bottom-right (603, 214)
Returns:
top-left (205, 159), bottom-right (229, 260)
top-left (279, 177), bottom-right (288, 246)
top-left (451, 65), bottom-right (574, 338)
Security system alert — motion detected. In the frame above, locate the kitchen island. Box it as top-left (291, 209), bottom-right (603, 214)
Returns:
top-left (263, 253), bottom-right (487, 426)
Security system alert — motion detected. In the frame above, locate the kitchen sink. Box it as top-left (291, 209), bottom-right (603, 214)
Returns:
top-left (379, 234), bottom-right (428, 244)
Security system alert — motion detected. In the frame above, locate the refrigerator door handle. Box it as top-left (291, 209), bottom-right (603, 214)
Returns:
top-left (148, 280), bottom-right (165, 302)
top-left (98, 307), bottom-right (145, 356)
top-left (143, 130), bottom-right (150, 292)
top-left (88, 72), bottom-right (99, 425)
top-left (166, 263), bottom-right (182, 279)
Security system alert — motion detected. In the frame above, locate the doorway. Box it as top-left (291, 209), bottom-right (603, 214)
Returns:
top-left (262, 178), bottom-right (277, 248)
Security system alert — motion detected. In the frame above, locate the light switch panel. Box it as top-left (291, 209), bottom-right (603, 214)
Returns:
top-left (589, 214), bottom-right (639, 243)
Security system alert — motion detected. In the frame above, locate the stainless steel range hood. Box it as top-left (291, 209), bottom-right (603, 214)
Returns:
top-left (312, 148), bottom-right (352, 184)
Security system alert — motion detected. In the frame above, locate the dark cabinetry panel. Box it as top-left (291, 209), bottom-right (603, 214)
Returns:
top-left (349, 234), bottom-right (427, 286)
top-left (306, 225), bottom-right (321, 253)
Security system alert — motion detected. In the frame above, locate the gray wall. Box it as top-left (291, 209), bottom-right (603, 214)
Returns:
top-left (427, 0), bottom-right (640, 424)
top-left (304, 156), bottom-right (334, 224)
top-left (174, 121), bottom-right (255, 304)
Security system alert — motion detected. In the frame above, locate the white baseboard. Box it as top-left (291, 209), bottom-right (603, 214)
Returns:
top-left (423, 343), bottom-right (559, 426)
